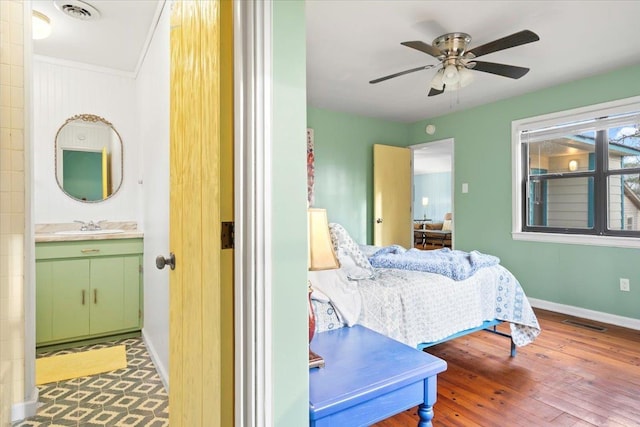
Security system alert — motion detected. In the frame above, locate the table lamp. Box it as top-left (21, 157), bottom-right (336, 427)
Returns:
top-left (308, 208), bottom-right (340, 368)
top-left (422, 197), bottom-right (429, 220)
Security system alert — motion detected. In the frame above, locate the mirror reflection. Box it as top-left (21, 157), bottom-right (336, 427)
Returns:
top-left (55, 114), bottom-right (123, 202)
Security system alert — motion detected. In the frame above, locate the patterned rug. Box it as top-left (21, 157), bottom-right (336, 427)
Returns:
top-left (14, 337), bottom-right (168, 427)
top-left (36, 345), bottom-right (127, 385)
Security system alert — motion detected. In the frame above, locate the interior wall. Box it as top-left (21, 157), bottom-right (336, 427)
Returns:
top-left (413, 172), bottom-right (451, 222)
top-left (0, 1), bottom-right (27, 422)
top-left (272, 2), bottom-right (310, 425)
top-left (32, 58), bottom-right (140, 224)
top-left (307, 106), bottom-right (409, 244)
top-left (308, 62), bottom-right (640, 322)
top-left (136, 3), bottom-right (169, 386)
top-left (409, 63), bottom-right (640, 320)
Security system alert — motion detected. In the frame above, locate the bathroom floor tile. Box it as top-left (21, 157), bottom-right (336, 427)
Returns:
top-left (12, 337), bottom-right (169, 427)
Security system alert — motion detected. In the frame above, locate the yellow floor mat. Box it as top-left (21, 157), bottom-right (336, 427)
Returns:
top-left (36, 345), bottom-right (127, 385)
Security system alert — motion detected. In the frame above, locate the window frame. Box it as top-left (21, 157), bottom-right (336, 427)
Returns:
top-left (511, 95), bottom-right (640, 249)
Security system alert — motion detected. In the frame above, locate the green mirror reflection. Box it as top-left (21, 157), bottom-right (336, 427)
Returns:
top-left (55, 114), bottom-right (123, 202)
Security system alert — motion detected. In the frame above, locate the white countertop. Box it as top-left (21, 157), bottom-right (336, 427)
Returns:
top-left (35, 221), bottom-right (143, 243)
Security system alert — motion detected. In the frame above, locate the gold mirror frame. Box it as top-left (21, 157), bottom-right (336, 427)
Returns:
top-left (54, 114), bottom-right (124, 203)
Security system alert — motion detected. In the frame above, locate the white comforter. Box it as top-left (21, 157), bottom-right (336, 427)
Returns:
top-left (313, 264), bottom-right (540, 348)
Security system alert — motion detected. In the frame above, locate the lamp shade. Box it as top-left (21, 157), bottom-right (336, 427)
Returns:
top-left (458, 67), bottom-right (474, 88)
top-left (308, 208), bottom-right (339, 271)
top-left (430, 69), bottom-right (444, 90)
top-left (442, 64), bottom-right (460, 85)
top-left (422, 197), bottom-right (429, 206)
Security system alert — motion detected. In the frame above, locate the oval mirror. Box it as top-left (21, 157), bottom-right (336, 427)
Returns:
top-left (55, 114), bottom-right (123, 202)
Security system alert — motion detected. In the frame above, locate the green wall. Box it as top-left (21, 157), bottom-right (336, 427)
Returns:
top-left (272, 1), bottom-right (309, 425)
top-left (408, 64), bottom-right (640, 320)
top-left (307, 107), bottom-right (409, 243)
top-left (308, 63), bottom-right (640, 321)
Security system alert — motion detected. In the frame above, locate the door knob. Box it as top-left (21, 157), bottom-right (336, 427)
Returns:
top-left (376, 218), bottom-right (383, 224)
top-left (156, 253), bottom-right (176, 270)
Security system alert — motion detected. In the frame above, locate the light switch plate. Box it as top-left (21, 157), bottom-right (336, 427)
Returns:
top-left (462, 183), bottom-right (469, 193)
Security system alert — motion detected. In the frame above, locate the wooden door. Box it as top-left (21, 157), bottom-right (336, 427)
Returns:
top-left (169, 1), bottom-right (234, 426)
top-left (373, 144), bottom-right (412, 247)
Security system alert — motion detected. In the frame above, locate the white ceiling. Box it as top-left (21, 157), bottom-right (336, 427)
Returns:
top-left (31, 1), bottom-right (640, 123)
top-left (32, 0), bottom-right (162, 74)
top-left (306, 0), bottom-right (640, 123)
top-left (413, 141), bottom-right (452, 175)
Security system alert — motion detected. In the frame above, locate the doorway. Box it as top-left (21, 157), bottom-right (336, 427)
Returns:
top-left (411, 138), bottom-right (454, 247)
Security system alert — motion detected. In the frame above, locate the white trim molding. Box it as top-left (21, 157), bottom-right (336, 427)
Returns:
top-left (511, 94), bottom-right (640, 247)
top-left (529, 298), bottom-right (640, 331)
top-left (141, 330), bottom-right (169, 392)
top-left (11, 388), bottom-right (38, 423)
top-left (234, 1), bottom-right (273, 426)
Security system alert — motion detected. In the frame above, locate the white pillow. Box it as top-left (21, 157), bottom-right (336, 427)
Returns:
top-left (328, 223), bottom-right (375, 280)
top-left (442, 219), bottom-right (452, 231)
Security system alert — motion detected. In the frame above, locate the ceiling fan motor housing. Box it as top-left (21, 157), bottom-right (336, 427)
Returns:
top-left (433, 32), bottom-right (472, 58)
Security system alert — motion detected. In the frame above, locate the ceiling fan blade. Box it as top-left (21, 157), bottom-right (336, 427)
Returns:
top-left (470, 60), bottom-right (530, 79)
top-left (401, 41), bottom-right (442, 58)
top-left (428, 86), bottom-right (445, 97)
top-left (369, 65), bottom-right (435, 84)
top-left (465, 30), bottom-right (539, 59)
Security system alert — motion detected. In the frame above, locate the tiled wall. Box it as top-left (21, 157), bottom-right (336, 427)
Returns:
top-left (0, 0), bottom-right (26, 424)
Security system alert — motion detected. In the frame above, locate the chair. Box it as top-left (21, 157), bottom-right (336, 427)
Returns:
top-left (423, 213), bottom-right (452, 248)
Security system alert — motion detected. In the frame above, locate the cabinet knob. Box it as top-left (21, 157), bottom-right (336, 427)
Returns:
top-left (156, 253), bottom-right (176, 270)
top-left (376, 218), bottom-right (383, 224)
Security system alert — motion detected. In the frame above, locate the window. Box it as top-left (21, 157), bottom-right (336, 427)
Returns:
top-left (512, 96), bottom-right (640, 247)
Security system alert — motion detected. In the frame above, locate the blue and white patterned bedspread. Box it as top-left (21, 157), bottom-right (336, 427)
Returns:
top-left (313, 264), bottom-right (540, 348)
top-left (369, 245), bottom-right (500, 281)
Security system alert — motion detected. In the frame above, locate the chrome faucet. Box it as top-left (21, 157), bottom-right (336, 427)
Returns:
top-left (74, 220), bottom-right (106, 231)
top-left (74, 220), bottom-right (89, 231)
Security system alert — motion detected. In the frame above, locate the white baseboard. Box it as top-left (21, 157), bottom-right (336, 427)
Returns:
top-left (529, 298), bottom-right (640, 330)
top-left (11, 386), bottom-right (39, 422)
top-left (141, 329), bottom-right (169, 392)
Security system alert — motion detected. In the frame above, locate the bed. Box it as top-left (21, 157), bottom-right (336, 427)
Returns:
top-left (309, 224), bottom-right (541, 356)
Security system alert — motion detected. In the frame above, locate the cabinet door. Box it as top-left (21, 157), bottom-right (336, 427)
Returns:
top-left (90, 255), bottom-right (141, 334)
top-left (52, 259), bottom-right (91, 341)
top-left (90, 257), bottom-right (125, 335)
top-left (36, 261), bottom-right (53, 344)
top-left (122, 255), bottom-right (142, 329)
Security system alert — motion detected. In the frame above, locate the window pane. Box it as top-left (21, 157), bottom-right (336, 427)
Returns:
top-left (608, 123), bottom-right (640, 170)
top-left (527, 177), bottom-right (594, 229)
top-left (527, 131), bottom-right (595, 173)
top-left (608, 174), bottom-right (640, 231)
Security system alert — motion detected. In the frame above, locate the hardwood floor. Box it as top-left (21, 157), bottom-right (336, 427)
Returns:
top-left (374, 308), bottom-right (640, 427)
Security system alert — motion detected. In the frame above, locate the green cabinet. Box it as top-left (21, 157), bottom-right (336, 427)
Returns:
top-left (36, 238), bottom-right (143, 346)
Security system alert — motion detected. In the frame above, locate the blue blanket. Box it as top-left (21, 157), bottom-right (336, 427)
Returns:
top-left (369, 245), bottom-right (500, 281)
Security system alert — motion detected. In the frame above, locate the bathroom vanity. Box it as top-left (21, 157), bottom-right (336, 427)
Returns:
top-left (35, 223), bottom-right (143, 347)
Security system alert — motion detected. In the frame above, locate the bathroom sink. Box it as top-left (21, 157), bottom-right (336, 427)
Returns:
top-left (54, 229), bottom-right (126, 235)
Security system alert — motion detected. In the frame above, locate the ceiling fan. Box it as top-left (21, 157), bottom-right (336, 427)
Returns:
top-left (369, 30), bottom-right (540, 96)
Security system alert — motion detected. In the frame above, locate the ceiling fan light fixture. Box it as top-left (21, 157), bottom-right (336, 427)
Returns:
top-left (441, 64), bottom-right (459, 85)
top-left (430, 69), bottom-right (444, 90)
top-left (458, 67), bottom-right (474, 88)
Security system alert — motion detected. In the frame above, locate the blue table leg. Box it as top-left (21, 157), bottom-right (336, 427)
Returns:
top-left (417, 404), bottom-right (434, 427)
top-left (417, 376), bottom-right (438, 427)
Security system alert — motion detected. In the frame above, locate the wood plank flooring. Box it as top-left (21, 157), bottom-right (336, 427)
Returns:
top-left (374, 309), bottom-right (640, 427)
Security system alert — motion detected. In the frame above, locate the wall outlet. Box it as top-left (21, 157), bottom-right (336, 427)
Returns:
top-left (620, 278), bottom-right (630, 292)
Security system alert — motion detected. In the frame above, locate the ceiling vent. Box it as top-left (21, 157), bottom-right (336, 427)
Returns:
top-left (54, 0), bottom-right (101, 21)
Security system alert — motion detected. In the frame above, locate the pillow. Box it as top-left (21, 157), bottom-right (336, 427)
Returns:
top-left (358, 244), bottom-right (381, 258)
top-left (442, 219), bottom-right (452, 231)
top-left (328, 223), bottom-right (375, 280)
